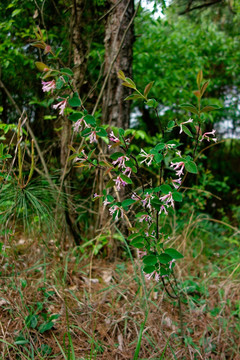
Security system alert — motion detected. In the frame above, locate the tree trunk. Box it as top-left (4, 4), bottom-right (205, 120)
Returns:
top-left (71, 0), bottom-right (92, 93)
top-left (102, 0), bottom-right (134, 128)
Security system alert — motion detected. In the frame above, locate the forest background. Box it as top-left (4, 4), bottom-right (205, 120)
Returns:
top-left (0, 0), bottom-right (240, 359)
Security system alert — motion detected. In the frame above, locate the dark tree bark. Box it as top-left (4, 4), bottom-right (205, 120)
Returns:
top-left (71, 0), bottom-right (91, 92)
top-left (102, 0), bottom-right (134, 128)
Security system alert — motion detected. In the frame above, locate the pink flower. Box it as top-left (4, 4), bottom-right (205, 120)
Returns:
top-left (93, 193), bottom-right (102, 199)
top-left (131, 192), bottom-right (140, 200)
top-left (73, 117), bottom-right (88, 132)
top-left (172, 178), bottom-right (182, 189)
top-left (112, 156), bottom-right (129, 168)
top-left (200, 129), bottom-right (217, 142)
top-left (89, 131), bottom-right (97, 143)
top-left (109, 205), bottom-right (123, 221)
top-left (159, 205), bottom-right (168, 215)
top-left (108, 131), bottom-right (120, 148)
top-left (179, 118), bottom-right (193, 133)
top-left (165, 143), bottom-right (176, 150)
top-left (159, 192), bottom-right (174, 208)
top-left (103, 199), bottom-right (111, 207)
top-left (170, 161), bottom-right (185, 177)
top-left (145, 270), bottom-right (160, 282)
top-left (74, 150), bottom-right (87, 163)
top-left (137, 250), bottom-right (147, 259)
top-left (109, 131), bottom-right (120, 143)
top-left (113, 176), bottom-right (127, 191)
top-left (122, 167), bottom-right (132, 178)
top-left (53, 98), bottom-right (67, 116)
top-left (138, 214), bottom-right (152, 223)
top-left (41, 80), bottom-right (56, 93)
top-left (139, 149), bottom-right (154, 166)
top-left (141, 194), bottom-right (153, 209)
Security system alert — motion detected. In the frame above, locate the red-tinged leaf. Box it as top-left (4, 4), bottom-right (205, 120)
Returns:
top-left (193, 90), bottom-right (201, 98)
top-left (124, 94), bottom-right (144, 101)
top-left (104, 167), bottom-right (114, 176)
top-left (121, 82), bottom-right (136, 89)
top-left (31, 41), bottom-right (45, 49)
top-left (144, 81), bottom-right (154, 98)
top-left (68, 145), bottom-right (77, 152)
top-left (118, 70), bottom-right (126, 81)
top-left (200, 105), bottom-right (219, 113)
top-left (125, 77), bottom-right (136, 88)
top-left (180, 104), bottom-right (199, 115)
top-left (35, 62), bottom-right (49, 72)
top-left (200, 80), bottom-right (209, 96)
top-left (197, 70), bottom-right (203, 89)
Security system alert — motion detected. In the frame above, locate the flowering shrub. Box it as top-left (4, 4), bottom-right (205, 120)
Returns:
top-left (33, 29), bottom-right (219, 293)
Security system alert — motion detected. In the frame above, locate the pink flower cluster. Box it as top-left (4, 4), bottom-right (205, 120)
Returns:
top-left (139, 149), bottom-right (154, 166)
top-left (109, 205), bottom-right (124, 221)
top-left (200, 129), bottom-right (217, 142)
top-left (113, 176), bottom-right (127, 191)
top-left (41, 80), bottom-right (56, 93)
top-left (53, 98), bottom-right (67, 116)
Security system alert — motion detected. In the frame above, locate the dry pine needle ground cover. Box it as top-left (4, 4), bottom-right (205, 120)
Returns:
top-left (0, 235), bottom-right (239, 360)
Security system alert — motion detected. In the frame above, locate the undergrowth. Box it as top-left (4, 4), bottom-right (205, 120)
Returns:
top-left (0, 215), bottom-right (239, 360)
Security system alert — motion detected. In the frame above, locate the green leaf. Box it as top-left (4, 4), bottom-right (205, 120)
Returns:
top-left (68, 92), bottom-right (81, 107)
top-left (143, 265), bottom-right (155, 274)
top-left (84, 115), bottom-right (96, 126)
top-left (172, 192), bottom-right (182, 202)
top-left (35, 61), bottom-right (49, 72)
top-left (38, 321), bottom-right (54, 333)
top-left (182, 125), bottom-right (193, 137)
top-left (81, 128), bottom-right (91, 136)
top-left (160, 184), bottom-right (172, 194)
top-left (200, 105), bottom-right (219, 113)
top-left (180, 103), bottom-right (199, 115)
top-left (160, 267), bottom-right (169, 276)
top-left (185, 161), bottom-right (198, 174)
top-left (60, 67), bottom-right (74, 76)
top-left (107, 195), bottom-right (114, 202)
top-left (110, 152), bottom-right (124, 160)
top-left (131, 238), bottom-right (144, 248)
top-left (154, 153), bottom-right (163, 163)
top-left (167, 120), bottom-right (175, 129)
top-left (158, 253), bottom-right (172, 264)
top-left (155, 143), bottom-right (165, 151)
top-left (56, 77), bottom-right (65, 90)
top-left (143, 255), bottom-right (158, 266)
top-left (106, 179), bottom-right (115, 189)
top-left (96, 127), bottom-right (108, 137)
top-left (165, 248), bottom-right (184, 259)
top-left (119, 128), bottom-right (125, 136)
top-left (69, 112), bottom-right (83, 121)
top-left (151, 198), bottom-right (162, 211)
top-left (146, 98), bottom-right (158, 108)
top-left (120, 174), bottom-right (133, 184)
top-left (25, 315), bottom-right (38, 329)
top-left (122, 199), bottom-right (136, 207)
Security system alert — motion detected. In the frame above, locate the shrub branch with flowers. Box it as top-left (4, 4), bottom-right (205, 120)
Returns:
top-left (33, 28), bottom-right (220, 327)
